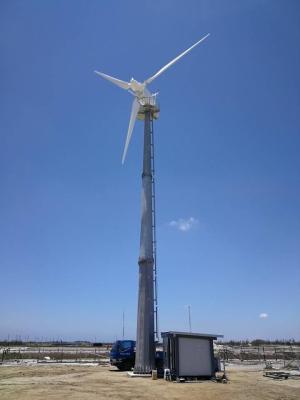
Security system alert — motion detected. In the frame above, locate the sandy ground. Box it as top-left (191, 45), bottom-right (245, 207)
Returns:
top-left (0, 364), bottom-right (300, 400)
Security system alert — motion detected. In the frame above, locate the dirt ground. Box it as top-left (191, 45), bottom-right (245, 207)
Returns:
top-left (0, 364), bottom-right (299, 400)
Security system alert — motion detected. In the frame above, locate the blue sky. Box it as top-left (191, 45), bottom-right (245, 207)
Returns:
top-left (1, 0), bottom-right (299, 342)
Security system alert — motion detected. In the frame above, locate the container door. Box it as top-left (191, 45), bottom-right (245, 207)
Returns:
top-left (178, 337), bottom-right (212, 376)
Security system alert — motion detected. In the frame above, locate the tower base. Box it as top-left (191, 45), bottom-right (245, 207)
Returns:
top-left (127, 371), bottom-right (152, 378)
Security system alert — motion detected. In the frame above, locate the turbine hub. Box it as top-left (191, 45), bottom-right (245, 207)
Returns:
top-left (129, 78), bottom-right (144, 93)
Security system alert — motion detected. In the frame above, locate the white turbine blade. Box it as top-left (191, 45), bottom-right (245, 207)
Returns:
top-left (94, 71), bottom-right (130, 90)
top-left (144, 33), bottom-right (210, 85)
top-left (122, 98), bottom-right (140, 164)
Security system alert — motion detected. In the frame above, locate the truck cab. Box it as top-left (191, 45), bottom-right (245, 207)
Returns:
top-left (110, 340), bottom-right (136, 370)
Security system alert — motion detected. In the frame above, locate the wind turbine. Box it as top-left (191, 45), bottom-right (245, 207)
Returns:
top-left (95, 33), bottom-right (210, 374)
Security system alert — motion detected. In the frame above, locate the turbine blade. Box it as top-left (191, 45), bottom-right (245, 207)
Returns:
top-left (94, 71), bottom-right (130, 90)
top-left (144, 33), bottom-right (210, 85)
top-left (122, 98), bottom-right (140, 164)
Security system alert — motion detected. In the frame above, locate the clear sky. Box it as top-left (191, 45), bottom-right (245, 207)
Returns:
top-left (1, 0), bottom-right (299, 342)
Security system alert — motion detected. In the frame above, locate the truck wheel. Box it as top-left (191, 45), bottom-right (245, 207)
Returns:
top-left (118, 362), bottom-right (132, 371)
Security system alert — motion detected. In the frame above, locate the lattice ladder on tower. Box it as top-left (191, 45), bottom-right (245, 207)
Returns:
top-left (150, 114), bottom-right (159, 342)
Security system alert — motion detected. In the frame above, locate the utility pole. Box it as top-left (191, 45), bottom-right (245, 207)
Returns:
top-left (122, 311), bottom-right (125, 340)
top-left (188, 305), bottom-right (192, 333)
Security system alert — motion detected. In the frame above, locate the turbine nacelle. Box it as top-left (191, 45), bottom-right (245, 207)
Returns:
top-left (129, 78), bottom-right (146, 97)
top-left (94, 33), bottom-right (210, 163)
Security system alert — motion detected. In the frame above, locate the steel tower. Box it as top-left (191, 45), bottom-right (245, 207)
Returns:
top-left (134, 98), bottom-right (159, 373)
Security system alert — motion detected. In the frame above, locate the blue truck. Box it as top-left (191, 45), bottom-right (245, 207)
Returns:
top-left (110, 340), bottom-right (163, 372)
top-left (110, 340), bottom-right (136, 370)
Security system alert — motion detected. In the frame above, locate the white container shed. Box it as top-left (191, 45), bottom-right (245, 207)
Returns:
top-left (161, 331), bottom-right (223, 379)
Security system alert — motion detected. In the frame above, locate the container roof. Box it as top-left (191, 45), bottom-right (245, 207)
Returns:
top-left (161, 331), bottom-right (223, 339)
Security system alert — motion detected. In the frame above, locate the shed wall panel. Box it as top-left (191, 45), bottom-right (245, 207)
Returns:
top-left (178, 337), bottom-right (212, 376)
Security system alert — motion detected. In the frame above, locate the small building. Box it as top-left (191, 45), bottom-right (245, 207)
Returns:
top-left (161, 331), bottom-right (223, 379)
